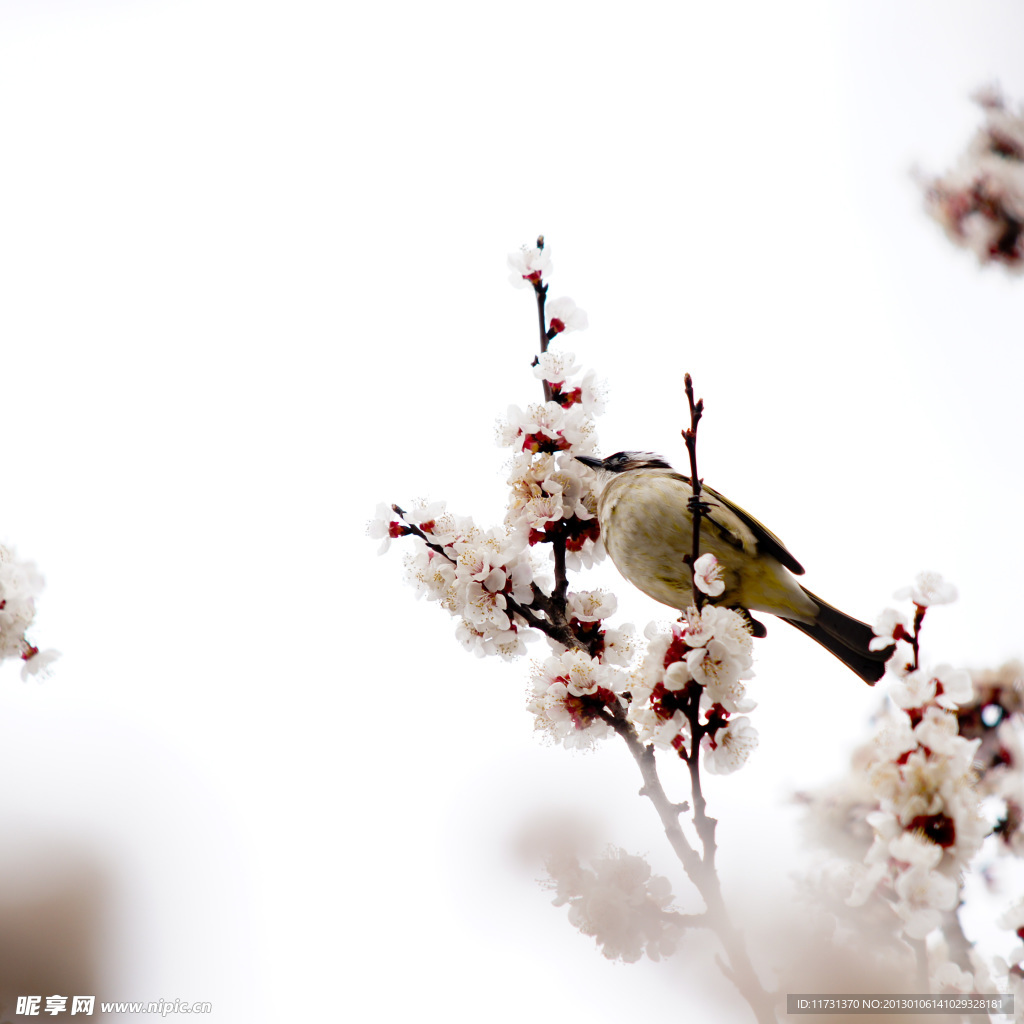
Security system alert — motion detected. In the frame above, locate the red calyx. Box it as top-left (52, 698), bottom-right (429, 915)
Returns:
top-left (663, 631), bottom-right (689, 669)
top-left (521, 432), bottom-right (571, 455)
top-left (649, 681), bottom-right (691, 721)
top-left (529, 515), bottom-right (600, 551)
top-left (907, 812), bottom-right (957, 848)
top-left (703, 703), bottom-right (730, 737)
top-left (549, 382), bottom-right (583, 409)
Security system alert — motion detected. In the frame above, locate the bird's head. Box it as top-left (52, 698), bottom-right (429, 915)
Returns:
top-left (575, 451), bottom-right (674, 476)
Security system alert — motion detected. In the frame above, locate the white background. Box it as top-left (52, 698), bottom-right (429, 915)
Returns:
top-left (0, 1), bottom-right (1022, 1021)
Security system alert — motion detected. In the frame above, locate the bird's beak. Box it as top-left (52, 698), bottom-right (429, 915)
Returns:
top-left (574, 455), bottom-right (603, 470)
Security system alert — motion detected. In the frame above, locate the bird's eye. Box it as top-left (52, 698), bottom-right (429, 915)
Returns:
top-left (614, 453), bottom-right (628, 464)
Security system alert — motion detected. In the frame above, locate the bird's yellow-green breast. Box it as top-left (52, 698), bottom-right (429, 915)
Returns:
top-left (598, 469), bottom-right (815, 620)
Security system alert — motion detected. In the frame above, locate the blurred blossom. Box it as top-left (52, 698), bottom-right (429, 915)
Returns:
top-left (894, 570), bottom-right (958, 607)
top-left (924, 87), bottom-right (1024, 272)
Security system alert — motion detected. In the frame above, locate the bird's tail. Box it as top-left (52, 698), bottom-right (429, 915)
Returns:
top-left (780, 588), bottom-right (889, 685)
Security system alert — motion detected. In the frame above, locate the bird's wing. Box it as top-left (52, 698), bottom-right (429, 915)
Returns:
top-left (700, 483), bottom-right (806, 576)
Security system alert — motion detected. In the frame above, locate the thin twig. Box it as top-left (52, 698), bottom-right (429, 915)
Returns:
top-left (532, 236), bottom-right (554, 404)
top-left (682, 373), bottom-right (707, 611)
top-left (391, 506), bottom-right (457, 564)
top-left (391, 506), bottom-right (589, 655)
top-left (678, 378), bottom-right (719, 867)
top-left (910, 605), bottom-right (927, 671)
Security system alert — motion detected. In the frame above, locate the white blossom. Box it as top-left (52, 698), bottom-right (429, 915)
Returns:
top-left (871, 607), bottom-right (912, 651)
top-left (533, 350), bottom-right (581, 384)
top-left (692, 553), bottom-right (725, 598)
top-left (546, 296), bottom-right (589, 335)
top-left (507, 243), bottom-right (552, 287)
top-left (703, 717), bottom-right (758, 775)
top-left (366, 502), bottom-right (402, 554)
top-left (684, 604), bottom-right (753, 659)
top-left (890, 831), bottom-right (943, 869)
top-left (20, 648), bottom-right (60, 682)
top-left (600, 624), bottom-right (636, 668)
top-left (889, 668), bottom-right (937, 710)
top-left (913, 706), bottom-right (969, 758)
top-left (0, 546), bottom-right (47, 665)
top-left (462, 581), bottom-right (510, 631)
top-left (894, 571), bottom-right (958, 607)
top-left (998, 896), bottom-right (1024, 935)
top-left (456, 620), bottom-right (531, 660)
top-left (686, 638), bottom-right (752, 696)
top-left (662, 660), bottom-right (692, 692)
top-left (933, 664), bottom-right (974, 709)
top-left (894, 864), bottom-right (959, 939)
top-left (575, 370), bottom-right (607, 416)
top-left (931, 959), bottom-right (977, 995)
top-left (567, 589), bottom-right (616, 623)
top-left (497, 401), bottom-right (597, 456)
top-left (872, 708), bottom-right (918, 762)
top-left (845, 861), bottom-right (889, 908)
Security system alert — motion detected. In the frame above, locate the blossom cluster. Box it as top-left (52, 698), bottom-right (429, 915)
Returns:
top-left (924, 86), bottom-right (1024, 271)
top-left (956, 659), bottom-right (1024, 854)
top-left (851, 577), bottom-right (986, 947)
top-left (799, 575), bottom-right (998, 991)
top-left (544, 845), bottom-right (682, 962)
top-left (952, 660), bottom-right (1024, 1000)
top-left (796, 573), bottom-right (1024, 1002)
top-left (628, 603), bottom-right (758, 774)
top-left (845, 700), bottom-right (985, 940)
top-left (500, 448), bottom-right (604, 573)
top-left (0, 545), bottom-right (58, 681)
top-left (528, 644), bottom-right (631, 749)
top-left (370, 241), bottom-right (617, 668)
top-left (369, 500), bottom-right (538, 659)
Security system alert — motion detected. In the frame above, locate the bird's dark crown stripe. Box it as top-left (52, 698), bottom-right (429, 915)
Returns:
top-left (607, 451), bottom-right (673, 471)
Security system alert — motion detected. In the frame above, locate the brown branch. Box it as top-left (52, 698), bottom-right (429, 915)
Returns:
top-left (552, 537), bottom-right (569, 608)
top-left (507, 592), bottom-right (587, 653)
top-left (600, 703), bottom-right (775, 1024)
top-left (681, 687), bottom-right (719, 870)
top-left (601, 707), bottom-right (705, 880)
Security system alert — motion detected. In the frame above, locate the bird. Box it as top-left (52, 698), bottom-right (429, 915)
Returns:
top-left (575, 451), bottom-right (888, 684)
